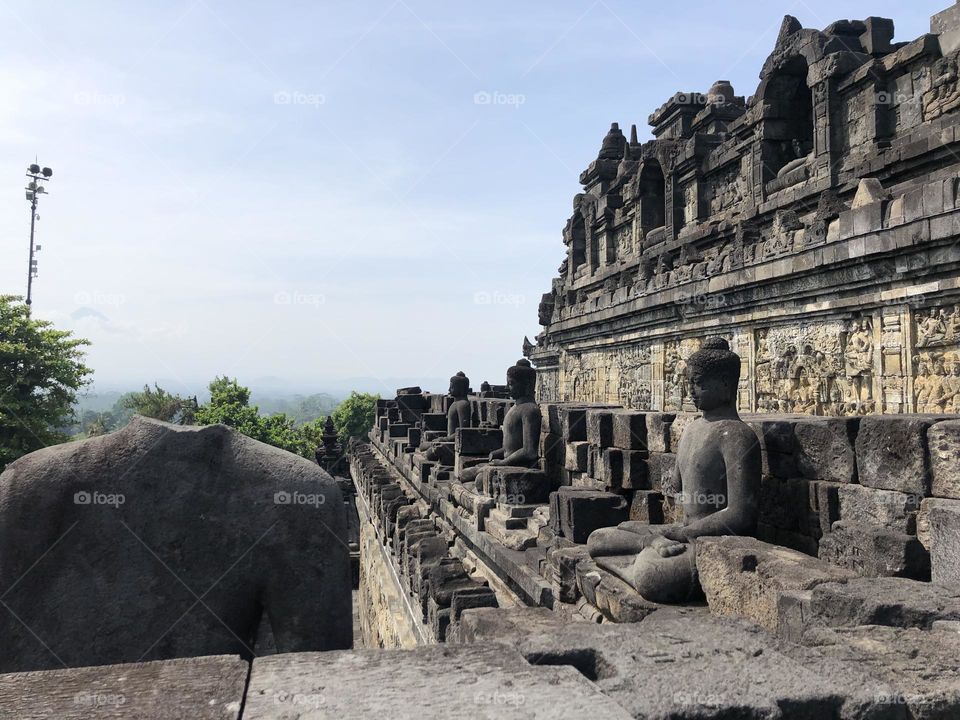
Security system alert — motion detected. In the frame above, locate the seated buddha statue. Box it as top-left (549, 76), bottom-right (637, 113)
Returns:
top-left (586, 337), bottom-right (760, 603)
top-left (460, 359), bottom-right (541, 484)
top-left (423, 371), bottom-right (472, 460)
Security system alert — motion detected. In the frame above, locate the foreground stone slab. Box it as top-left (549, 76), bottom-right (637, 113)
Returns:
top-left (244, 644), bottom-right (632, 719)
top-left (0, 655), bottom-right (246, 719)
top-left (697, 536), bottom-right (855, 632)
top-left (456, 607), bottom-right (901, 720)
top-left (807, 578), bottom-right (960, 630)
top-left (783, 624), bottom-right (960, 719)
top-left (0, 416), bottom-right (352, 673)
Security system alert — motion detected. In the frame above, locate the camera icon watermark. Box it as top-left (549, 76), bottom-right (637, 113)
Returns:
top-left (74, 691), bottom-right (126, 708)
top-left (74, 490), bottom-right (125, 508)
top-left (74, 290), bottom-right (126, 307)
top-left (273, 90), bottom-right (326, 108)
top-left (74, 92), bottom-right (126, 107)
top-left (274, 491), bottom-right (326, 507)
top-left (473, 90), bottom-right (525, 108)
top-left (274, 691), bottom-right (324, 709)
top-left (474, 291), bottom-right (525, 307)
top-left (274, 291), bottom-right (326, 307)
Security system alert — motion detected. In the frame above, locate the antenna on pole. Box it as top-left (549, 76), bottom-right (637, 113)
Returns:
top-left (24, 161), bottom-right (53, 308)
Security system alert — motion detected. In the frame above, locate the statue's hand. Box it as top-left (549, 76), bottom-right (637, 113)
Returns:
top-left (658, 525), bottom-right (688, 543)
top-left (649, 535), bottom-right (687, 558)
top-left (489, 458), bottom-right (504, 467)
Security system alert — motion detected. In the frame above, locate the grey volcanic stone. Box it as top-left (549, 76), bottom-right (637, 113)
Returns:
top-left (611, 410), bottom-right (648, 450)
top-left (243, 644), bottom-right (633, 719)
top-left (0, 655), bottom-right (247, 719)
top-left (456, 607), bottom-right (901, 720)
top-left (807, 578), bottom-right (960, 630)
top-left (697, 536), bottom-right (854, 632)
top-left (928, 420), bottom-right (960, 499)
top-left (856, 416), bottom-right (941, 495)
top-left (0, 416), bottom-right (352, 673)
top-left (783, 624), bottom-right (960, 719)
top-left (793, 417), bottom-right (860, 483)
top-left (819, 521), bottom-right (930, 579)
top-left (928, 502), bottom-right (960, 586)
top-left (835, 484), bottom-right (919, 533)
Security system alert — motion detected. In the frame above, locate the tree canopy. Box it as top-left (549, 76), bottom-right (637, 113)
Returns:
top-left (0, 296), bottom-right (92, 469)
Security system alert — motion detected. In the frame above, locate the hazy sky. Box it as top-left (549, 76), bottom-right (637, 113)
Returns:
top-left (0, 0), bottom-right (943, 398)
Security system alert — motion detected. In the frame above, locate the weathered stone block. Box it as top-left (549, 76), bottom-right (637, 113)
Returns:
top-left (697, 536), bottom-right (855, 632)
top-left (835, 483), bottom-right (919, 533)
top-left (483, 466), bottom-right (550, 505)
top-left (759, 476), bottom-right (817, 537)
top-left (928, 419), bottom-right (960, 499)
top-left (560, 407), bottom-right (589, 442)
top-left (818, 521), bottom-right (930, 579)
top-left (628, 490), bottom-right (664, 523)
top-left (793, 417), bottom-right (859, 483)
top-left (620, 450), bottom-right (650, 489)
top-left (928, 502), bottom-right (960, 586)
top-left (420, 412), bottom-right (447, 432)
top-left (0, 655), bottom-right (249, 720)
top-left (611, 410), bottom-right (647, 450)
top-left (597, 448), bottom-right (623, 489)
top-left (245, 644), bottom-right (635, 719)
top-left (646, 452), bottom-right (677, 494)
top-left (856, 415), bottom-right (939, 494)
top-left (564, 441), bottom-right (589, 472)
top-left (456, 607), bottom-right (901, 720)
top-left (807, 577), bottom-right (960, 630)
top-left (550, 487), bottom-right (628, 544)
top-left (644, 413), bottom-right (675, 452)
top-left (586, 409), bottom-right (615, 448)
top-left (454, 427), bottom-right (502, 456)
top-left (782, 624), bottom-right (960, 719)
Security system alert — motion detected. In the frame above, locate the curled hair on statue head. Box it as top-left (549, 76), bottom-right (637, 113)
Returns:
top-left (506, 358), bottom-right (536, 388)
top-left (449, 371), bottom-right (469, 395)
top-left (686, 337), bottom-right (740, 387)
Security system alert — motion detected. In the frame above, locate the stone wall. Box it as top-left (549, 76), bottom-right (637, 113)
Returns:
top-left (527, 7), bottom-right (960, 418)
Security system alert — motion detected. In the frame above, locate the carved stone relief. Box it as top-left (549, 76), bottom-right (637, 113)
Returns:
top-left (755, 318), bottom-right (875, 416)
top-left (913, 304), bottom-right (960, 413)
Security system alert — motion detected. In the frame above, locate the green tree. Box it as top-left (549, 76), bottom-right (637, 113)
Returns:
top-left (330, 391), bottom-right (379, 444)
top-left (0, 295), bottom-right (92, 469)
top-left (121, 384), bottom-right (196, 425)
top-left (194, 376), bottom-right (311, 456)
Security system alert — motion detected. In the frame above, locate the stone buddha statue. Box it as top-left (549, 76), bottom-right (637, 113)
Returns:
top-left (424, 371), bottom-right (472, 460)
top-left (461, 359), bottom-right (542, 483)
top-left (586, 337), bottom-right (760, 603)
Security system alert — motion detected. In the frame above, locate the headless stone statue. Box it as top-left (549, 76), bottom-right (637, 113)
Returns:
top-left (587, 338), bottom-right (760, 603)
top-left (461, 359), bottom-right (541, 484)
top-left (424, 371), bottom-right (472, 459)
top-left (0, 417), bottom-right (352, 673)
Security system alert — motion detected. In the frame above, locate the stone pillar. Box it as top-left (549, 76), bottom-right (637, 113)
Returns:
top-left (812, 78), bottom-right (839, 185)
top-left (879, 307), bottom-right (909, 413)
top-left (650, 342), bottom-right (665, 411)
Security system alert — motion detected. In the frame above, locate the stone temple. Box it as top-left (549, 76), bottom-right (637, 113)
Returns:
top-left (4, 6), bottom-right (960, 720)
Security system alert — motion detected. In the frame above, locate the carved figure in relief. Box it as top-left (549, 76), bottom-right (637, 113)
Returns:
top-left (918, 309), bottom-right (948, 347)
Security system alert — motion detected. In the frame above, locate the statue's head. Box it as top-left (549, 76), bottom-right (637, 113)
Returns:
top-left (506, 359), bottom-right (537, 400)
top-left (449, 371), bottom-right (469, 398)
top-left (686, 337), bottom-right (740, 412)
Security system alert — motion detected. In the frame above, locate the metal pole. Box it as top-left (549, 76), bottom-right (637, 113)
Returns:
top-left (26, 191), bottom-right (37, 307)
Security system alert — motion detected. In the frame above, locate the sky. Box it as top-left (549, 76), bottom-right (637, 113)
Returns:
top-left (0, 0), bottom-right (945, 399)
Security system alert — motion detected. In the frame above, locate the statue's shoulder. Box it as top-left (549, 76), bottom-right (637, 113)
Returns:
top-left (718, 419), bottom-right (761, 447)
